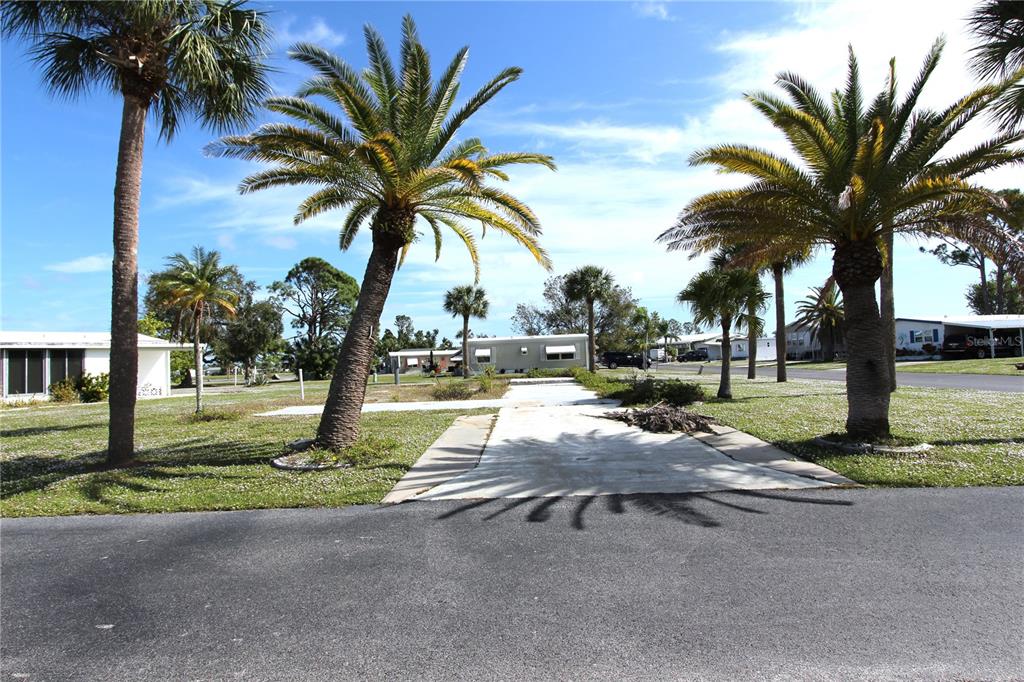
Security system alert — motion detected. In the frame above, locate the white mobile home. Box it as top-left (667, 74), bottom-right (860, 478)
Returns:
top-left (386, 348), bottom-right (459, 374)
top-left (453, 334), bottom-right (589, 374)
top-left (0, 332), bottom-right (184, 402)
top-left (696, 336), bottom-right (777, 361)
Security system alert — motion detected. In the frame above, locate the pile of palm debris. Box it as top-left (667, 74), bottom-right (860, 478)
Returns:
top-left (603, 403), bottom-right (718, 434)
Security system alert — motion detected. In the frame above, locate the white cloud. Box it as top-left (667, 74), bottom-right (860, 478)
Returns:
top-left (264, 235), bottom-right (298, 250)
top-left (277, 17), bottom-right (346, 49)
top-left (632, 2), bottom-right (674, 22)
top-left (44, 254), bottom-right (110, 273)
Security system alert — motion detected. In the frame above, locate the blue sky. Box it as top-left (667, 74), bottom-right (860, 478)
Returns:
top-left (2, 1), bottom-right (1016, 340)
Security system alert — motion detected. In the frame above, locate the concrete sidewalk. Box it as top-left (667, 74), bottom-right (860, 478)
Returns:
top-left (256, 378), bottom-right (615, 416)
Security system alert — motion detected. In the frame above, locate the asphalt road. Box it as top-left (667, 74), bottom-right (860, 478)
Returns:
top-left (656, 362), bottom-right (1024, 392)
top-left (3, 488), bottom-right (1022, 681)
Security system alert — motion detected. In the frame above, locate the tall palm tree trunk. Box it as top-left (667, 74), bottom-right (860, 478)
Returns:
top-left (586, 299), bottom-right (596, 372)
top-left (747, 302), bottom-right (757, 380)
top-left (833, 241), bottom-right (891, 440)
top-left (881, 231), bottom-right (896, 393)
top-left (193, 314), bottom-right (204, 415)
top-left (977, 252), bottom-right (990, 314)
top-left (718, 318), bottom-right (733, 399)
top-left (995, 263), bottom-right (1006, 314)
top-left (316, 230), bottom-right (403, 450)
top-left (461, 315), bottom-right (471, 378)
top-left (107, 95), bottom-right (149, 465)
top-left (772, 263), bottom-right (787, 383)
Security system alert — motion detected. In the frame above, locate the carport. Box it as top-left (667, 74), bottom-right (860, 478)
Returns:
top-left (941, 315), bottom-right (1024, 358)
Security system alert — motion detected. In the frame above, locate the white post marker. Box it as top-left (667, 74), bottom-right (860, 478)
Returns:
top-left (298, 369), bottom-right (305, 400)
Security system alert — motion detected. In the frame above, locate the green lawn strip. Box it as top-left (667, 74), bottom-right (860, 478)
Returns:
top-left (1, 389), bottom-right (495, 517)
top-left (682, 376), bottom-right (1024, 487)
top-left (894, 357), bottom-right (1024, 375)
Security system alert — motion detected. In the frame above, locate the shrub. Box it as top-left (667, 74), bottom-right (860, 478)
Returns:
top-left (431, 381), bottom-right (477, 401)
top-left (77, 373), bottom-right (109, 403)
top-left (247, 372), bottom-right (269, 386)
top-left (526, 368), bottom-right (575, 378)
top-left (652, 380), bottom-right (705, 406)
top-left (476, 373), bottom-right (494, 393)
top-left (48, 378), bottom-right (80, 403)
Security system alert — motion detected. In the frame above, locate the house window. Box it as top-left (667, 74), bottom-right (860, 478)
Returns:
top-left (6, 350), bottom-right (45, 395)
top-left (544, 344), bottom-right (576, 361)
top-left (474, 349), bottom-right (491, 363)
top-left (49, 349), bottom-right (85, 385)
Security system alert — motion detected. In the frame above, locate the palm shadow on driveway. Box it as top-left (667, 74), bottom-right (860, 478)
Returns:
top-left (428, 489), bottom-right (853, 531)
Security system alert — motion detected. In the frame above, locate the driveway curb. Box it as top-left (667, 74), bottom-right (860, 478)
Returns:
top-left (692, 425), bottom-right (858, 486)
top-left (381, 414), bottom-right (496, 504)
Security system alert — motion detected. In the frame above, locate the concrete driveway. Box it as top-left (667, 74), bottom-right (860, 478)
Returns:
top-left (388, 380), bottom-right (843, 501)
top-left (416, 404), bottom-right (833, 499)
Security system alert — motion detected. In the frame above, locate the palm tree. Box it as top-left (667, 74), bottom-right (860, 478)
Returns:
top-left (794, 281), bottom-right (846, 362)
top-left (710, 247), bottom-right (772, 380)
top-left (209, 16), bottom-right (555, 450)
top-left (677, 268), bottom-right (761, 399)
top-left (658, 40), bottom-right (1024, 438)
top-left (150, 247), bottom-right (240, 414)
top-left (630, 307), bottom-right (668, 370)
top-left (968, 0), bottom-right (1024, 131)
top-left (443, 285), bottom-right (489, 377)
top-left (563, 266), bottom-right (613, 371)
top-left (1, 1), bottom-right (272, 465)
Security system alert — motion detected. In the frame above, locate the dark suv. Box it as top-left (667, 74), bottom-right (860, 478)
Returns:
top-left (679, 348), bottom-right (709, 362)
top-left (601, 351), bottom-right (648, 369)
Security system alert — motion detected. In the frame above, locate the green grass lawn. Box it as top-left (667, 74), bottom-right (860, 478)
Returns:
top-left (683, 375), bottom-right (1024, 487)
top-left (1, 386), bottom-right (494, 517)
top-left (591, 368), bottom-right (1022, 487)
top-left (894, 357), bottom-right (1024, 375)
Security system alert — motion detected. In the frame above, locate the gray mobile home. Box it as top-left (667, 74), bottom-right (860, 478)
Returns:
top-left (456, 334), bottom-right (589, 374)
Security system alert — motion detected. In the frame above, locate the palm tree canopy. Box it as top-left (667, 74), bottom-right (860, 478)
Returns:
top-left (207, 15), bottom-right (556, 282)
top-left (794, 280), bottom-right (846, 344)
top-left (443, 284), bottom-right (489, 320)
top-left (658, 39), bottom-right (1024, 265)
top-left (0, 0), bottom-right (273, 140)
top-left (563, 265), bottom-right (614, 305)
top-left (969, 0), bottom-right (1024, 79)
top-left (677, 268), bottom-right (765, 330)
top-left (150, 246), bottom-right (240, 338)
top-left (967, 1), bottom-right (1024, 135)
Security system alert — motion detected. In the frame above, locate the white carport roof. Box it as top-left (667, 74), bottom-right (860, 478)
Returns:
top-left (666, 332), bottom-right (721, 344)
top-left (942, 315), bottom-right (1024, 330)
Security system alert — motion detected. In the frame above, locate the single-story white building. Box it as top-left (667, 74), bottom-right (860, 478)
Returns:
top-left (897, 314), bottom-right (1024, 358)
top-left (0, 331), bottom-right (187, 402)
top-left (452, 334), bottom-right (589, 374)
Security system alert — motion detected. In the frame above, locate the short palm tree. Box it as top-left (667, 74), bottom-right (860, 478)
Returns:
top-left (677, 268), bottom-right (762, 399)
top-left (1, 1), bottom-right (272, 465)
top-left (443, 285), bottom-right (489, 377)
top-left (710, 248), bottom-right (772, 380)
top-left (150, 247), bottom-right (240, 414)
top-left (795, 281), bottom-right (846, 362)
top-left (968, 0), bottom-right (1024, 131)
top-left (659, 40), bottom-right (1024, 438)
top-left (563, 265), bottom-right (613, 371)
top-left (630, 307), bottom-right (668, 369)
top-left (210, 16), bottom-right (555, 450)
